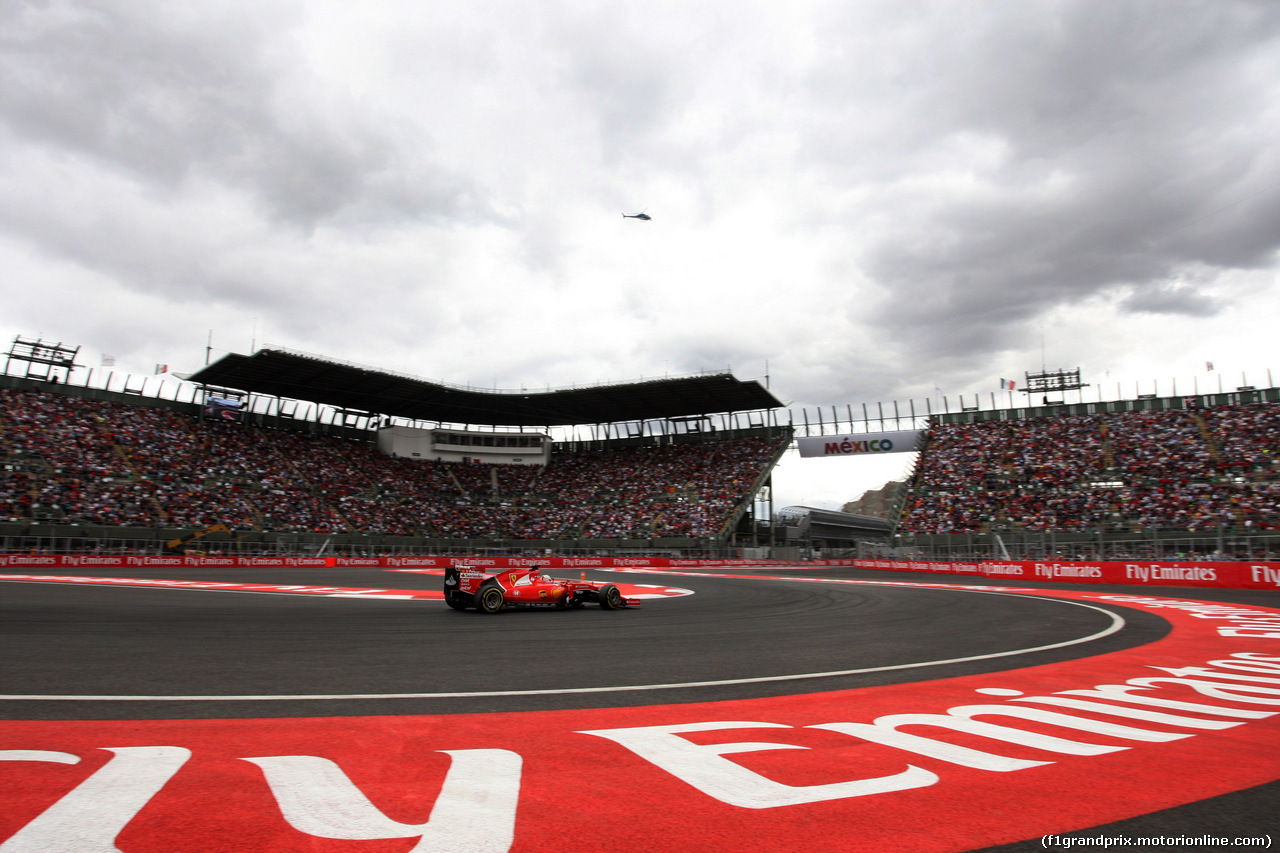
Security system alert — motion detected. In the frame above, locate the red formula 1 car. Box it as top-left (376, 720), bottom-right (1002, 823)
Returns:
top-left (443, 564), bottom-right (639, 613)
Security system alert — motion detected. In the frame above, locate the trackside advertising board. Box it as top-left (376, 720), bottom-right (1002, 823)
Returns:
top-left (0, 556), bottom-right (786, 570)
top-left (846, 558), bottom-right (1280, 592)
top-left (796, 430), bottom-right (923, 457)
top-left (2, 554), bottom-right (1280, 590)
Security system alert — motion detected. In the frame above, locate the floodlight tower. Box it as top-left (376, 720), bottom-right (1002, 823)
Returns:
top-left (1022, 367), bottom-right (1089, 404)
top-left (5, 336), bottom-right (81, 382)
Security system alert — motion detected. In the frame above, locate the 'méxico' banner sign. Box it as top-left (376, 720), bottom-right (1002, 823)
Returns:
top-left (797, 430), bottom-right (922, 458)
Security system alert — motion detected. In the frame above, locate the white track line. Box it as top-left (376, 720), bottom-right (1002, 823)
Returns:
top-left (0, 586), bottom-right (1125, 701)
top-left (0, 577), bottom-right (430, 600)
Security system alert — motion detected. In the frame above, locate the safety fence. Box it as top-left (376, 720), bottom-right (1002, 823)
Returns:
top-left (0, 530), bottom-right (749, 559)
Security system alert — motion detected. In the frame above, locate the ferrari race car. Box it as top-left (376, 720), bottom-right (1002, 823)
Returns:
top-left (443, 565), bottom-right (639, 613)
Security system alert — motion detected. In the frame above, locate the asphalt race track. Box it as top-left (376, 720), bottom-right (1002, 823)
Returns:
top-left (2, 565), bottom-right (1278, 852)
top-left (0, 566), bottom-right (1169, 718)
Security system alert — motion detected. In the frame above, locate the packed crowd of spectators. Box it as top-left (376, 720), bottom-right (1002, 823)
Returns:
top-left (0, 387), bottom-right (784, 540)
top-left (902, 402), bottom-right (1280, 534)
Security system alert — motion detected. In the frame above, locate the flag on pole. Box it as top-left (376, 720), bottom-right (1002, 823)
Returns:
top-left (154, 364), bottom-right (169, 374)
top-left (1205, 361), bottom-right (1214, 371)
top-left (1000, 378), bottom-right (1016, 390)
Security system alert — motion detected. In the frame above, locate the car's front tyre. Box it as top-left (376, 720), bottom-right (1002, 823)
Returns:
top-left (598, 583), bottom-right (623, 610)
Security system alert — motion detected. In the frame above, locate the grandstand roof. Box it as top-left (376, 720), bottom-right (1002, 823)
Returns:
top-left (187, 349), bottom-right (784, 427)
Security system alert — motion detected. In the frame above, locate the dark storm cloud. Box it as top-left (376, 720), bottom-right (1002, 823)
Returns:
top-left (0, 1), bottom-right (479, 230)
top-left (800, 0), bottom-right (1280, 364)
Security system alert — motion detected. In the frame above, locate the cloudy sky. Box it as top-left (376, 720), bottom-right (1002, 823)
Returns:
top-left (2, 0), bottom-right (1278, 509)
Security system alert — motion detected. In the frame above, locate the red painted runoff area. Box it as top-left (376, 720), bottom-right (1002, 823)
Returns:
top-left (2, 581), bottom-right (1279, 852)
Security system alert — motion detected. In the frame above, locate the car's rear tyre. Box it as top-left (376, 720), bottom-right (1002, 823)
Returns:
top-left (598, 583), bottom-right (623, 610)
top-left (477, 586), bottom-right (505, 614)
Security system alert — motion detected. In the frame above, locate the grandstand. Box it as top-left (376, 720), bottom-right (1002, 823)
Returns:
top-left (0, 347), bottom-right (791, 557)
top-left (896, 388), bottom-right (1280, 562)
top-left (2, 336), bottom-right (1277, 562)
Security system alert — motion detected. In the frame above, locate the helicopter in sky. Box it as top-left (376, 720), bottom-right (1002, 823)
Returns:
top-left (622, 210), bottom-right (651, 220)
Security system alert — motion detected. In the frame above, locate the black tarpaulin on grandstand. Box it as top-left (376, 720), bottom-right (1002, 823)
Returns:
top-left (187, 350), bottom-right (783, 426)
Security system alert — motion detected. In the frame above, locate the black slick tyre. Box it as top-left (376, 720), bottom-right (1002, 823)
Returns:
top-left (477, 586), bottom-right (505, 614)
top-left (598, 583), bottom-right (623, 610)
